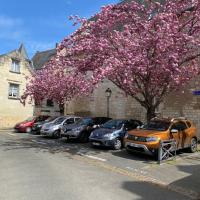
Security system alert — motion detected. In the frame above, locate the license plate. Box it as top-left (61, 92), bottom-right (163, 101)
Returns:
top-left (128, 143), bottom-right (141, 148)
top-left (67, 131), bottom-right (74, 135)
top-left (92, 142), bottom-right (100, 146)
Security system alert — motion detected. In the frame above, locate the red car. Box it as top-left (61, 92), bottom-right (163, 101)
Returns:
top-left (14, 116), bottom-right (49, 133)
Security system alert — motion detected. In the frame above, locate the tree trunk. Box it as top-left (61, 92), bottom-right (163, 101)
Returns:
top-left (59, 104), bottom-right (64, 115)
top-left (146, 106), bottom-right (156, 122)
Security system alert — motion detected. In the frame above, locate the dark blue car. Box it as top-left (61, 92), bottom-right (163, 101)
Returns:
top-left (89, 119), bottom-right (142, 150)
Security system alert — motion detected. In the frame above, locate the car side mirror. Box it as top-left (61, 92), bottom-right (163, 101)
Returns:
top-left (121, 124), bottom-right (125, 130)
top-left (93, 125), bottom-right (99, 129)
top-left (171, 129), bottom-right (178, 134)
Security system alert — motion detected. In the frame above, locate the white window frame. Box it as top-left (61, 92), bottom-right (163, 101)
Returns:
top-left (8, 83), bottom-right (20, 98)
top-left (11, 59), bottom-right (20, 73)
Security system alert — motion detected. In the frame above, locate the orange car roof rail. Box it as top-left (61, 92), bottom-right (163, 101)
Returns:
top-left (170, 117), bottom-right (187, 122)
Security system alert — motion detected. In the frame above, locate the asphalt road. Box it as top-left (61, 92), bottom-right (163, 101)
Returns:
top-left (0, 130), bottom-right (196, 200)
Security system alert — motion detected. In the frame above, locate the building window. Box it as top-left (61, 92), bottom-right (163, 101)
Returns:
top-left (10, 59), bottom-right (20, 73)
top-left (46, 99), bottom-right (54, 107)
top-left (8, 83), bottom-right (19, 98)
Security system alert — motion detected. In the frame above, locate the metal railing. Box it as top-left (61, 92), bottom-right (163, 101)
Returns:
top-left (158, 139), bottom-right (177, 164)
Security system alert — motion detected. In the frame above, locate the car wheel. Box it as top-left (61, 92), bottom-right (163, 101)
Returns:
top-left (113, 138), bottom-right (122, 150)
top-left (153, 149), bottom-right (159, 161)
top-left (26, 127), bottom-right (32, 133)
top-left (79, 132), bottom-right (88, 143)
top-left (53, 130), bottom-right (61, 139)
top-left (189, 138), bottom-right (197, 153)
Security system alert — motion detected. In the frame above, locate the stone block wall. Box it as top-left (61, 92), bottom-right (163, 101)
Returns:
top-left (34, 99), bottom-right (61, 117)
top-left (65, 79), bottom-right (146, 121)
top-left (65, 77), bottom-right (200, 138)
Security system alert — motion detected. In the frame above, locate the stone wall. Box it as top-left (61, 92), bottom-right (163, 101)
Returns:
top-left (65, 79), bottom-right (146, 121)
top-left (65, 78), bottom-right (200, 138)
top-left (34, 99), bottom-right (61, 117)
top-left (0, 51), bottom-right (33, 128)
top-left (161, 76), bottom-right (200, 138)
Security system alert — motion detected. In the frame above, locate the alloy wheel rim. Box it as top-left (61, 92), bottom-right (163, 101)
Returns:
top-left (191, 139), bottom-right (197, 151)
top-left (114, 139), bottom-right (121, 149)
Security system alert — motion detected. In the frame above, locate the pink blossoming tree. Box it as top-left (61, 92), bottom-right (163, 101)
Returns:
top-left (23, 0), bottom-right (200, 121)
top-left (56, 0), bottom-right (200, 121)
top-left (21, 57), bottom-right (93, 113)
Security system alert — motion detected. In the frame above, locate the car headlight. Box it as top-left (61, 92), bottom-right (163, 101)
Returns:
top-left (104, 133), bottom-right (112, 138)
top-left (124, 132), bottom-right (129, 139)
top-left (145, 137), bottom-right (158, 142)
top-left (90, 131), bottom-right (94, 137)
top-left (73, 127), bottom-right (82, 133)
top-left (104, 132), bottom-right (117, 139)
top-left (52, 125), bottom-right (59, 131)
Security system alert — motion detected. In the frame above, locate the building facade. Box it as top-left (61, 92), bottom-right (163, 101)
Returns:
top-left (0, 44), bottom-right (34, 128)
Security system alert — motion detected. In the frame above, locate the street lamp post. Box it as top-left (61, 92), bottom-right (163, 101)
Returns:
top-left (105, 88), bottom-right (112, 118)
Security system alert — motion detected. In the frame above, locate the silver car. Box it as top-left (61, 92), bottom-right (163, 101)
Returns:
top-left (40, 116), bottom-right (80, 138)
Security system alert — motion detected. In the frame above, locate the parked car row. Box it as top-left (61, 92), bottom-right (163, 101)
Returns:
top-left (14, 116), bottom-right (198, 158)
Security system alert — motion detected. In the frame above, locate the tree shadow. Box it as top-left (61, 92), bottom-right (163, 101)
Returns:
top-left (112, 148), bottom-right (198, 165)
top-left (0, 135), bottom-right (109, 159)
top-left (169, 162), bottom-right (200, 197)
top-left (111, 150), bottom-right (157, 166)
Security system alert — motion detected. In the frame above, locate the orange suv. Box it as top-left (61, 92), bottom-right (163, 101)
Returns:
top-left (124, 117), bottom-right (198, 157)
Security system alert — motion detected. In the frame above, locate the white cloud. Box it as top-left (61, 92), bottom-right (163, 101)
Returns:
top-left (0, 15), bottom-right (26, 40)
top-left (0, 15), bottom-right (56, 57)
top-left (0, 15), bottom-right (23, 28)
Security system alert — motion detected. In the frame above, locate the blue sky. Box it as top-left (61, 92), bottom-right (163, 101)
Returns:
top-left (0, 0), bottom-right (119, 58)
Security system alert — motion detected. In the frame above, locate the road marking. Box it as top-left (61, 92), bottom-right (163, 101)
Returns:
top-left (77, 153), bottom-right (107, 162)
top-left (7, 133), bottom-right (17, 136)
top-left (31, 140), bottom-right (47, 145)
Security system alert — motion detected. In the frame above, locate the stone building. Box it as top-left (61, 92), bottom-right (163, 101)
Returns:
top-left (32, 49), bottom-right (61, 117)
top-left (0, 44), bottom-right (34, 128)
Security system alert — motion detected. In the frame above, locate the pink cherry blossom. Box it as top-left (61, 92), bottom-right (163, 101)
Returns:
top-left (23, 0), bottom-right (200, 120)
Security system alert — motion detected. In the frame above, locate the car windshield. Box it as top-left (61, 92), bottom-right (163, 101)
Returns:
top-left (142, 121), bottom-right (170, 131)
top-left (25, 116), bottom-right (35, 122)
top-left (75, 118), bottom-right (93, 126)
top-left (53, 117), bottom-right (66, 125)
top-left (45, 116), bottom-right (57, 122)
top-left (102, 120), bottom-right (124, 129)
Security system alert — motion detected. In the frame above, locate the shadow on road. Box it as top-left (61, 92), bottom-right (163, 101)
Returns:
top-left (2, 132), bottom-right (197, 166)
top-left (169, 162), bottom-right (200, 198)
top-left (111, 149), bottom-right (154, 163)
top-left (0, 133), bottom-right (156, 163)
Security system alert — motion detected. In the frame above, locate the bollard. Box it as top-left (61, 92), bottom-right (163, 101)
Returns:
top-left (158, 140), bottom-right (162, 164)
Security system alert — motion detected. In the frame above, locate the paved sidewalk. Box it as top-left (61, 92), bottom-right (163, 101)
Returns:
top-left (0, 128), bottom-right (13, 132)
top-left (141, 149), bottom-right (200, 199)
